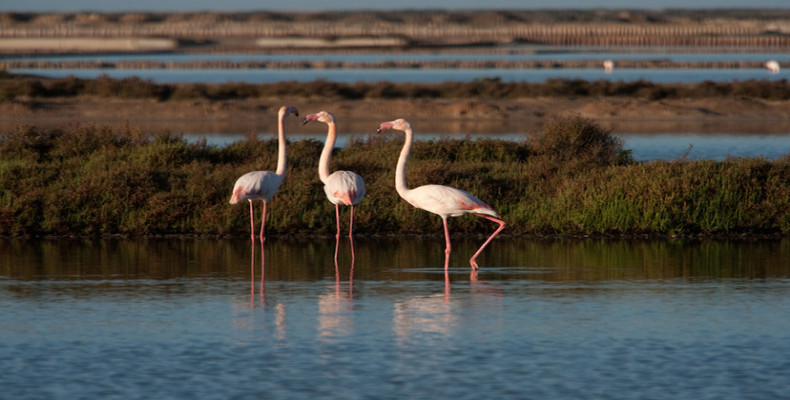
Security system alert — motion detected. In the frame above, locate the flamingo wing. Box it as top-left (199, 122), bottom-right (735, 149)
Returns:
top-left (405, 184), bottom-right (498, 218)
top-left (324, 170), bottom-right (366, 206)
top-left (229, 171), bottom-right (284, 204)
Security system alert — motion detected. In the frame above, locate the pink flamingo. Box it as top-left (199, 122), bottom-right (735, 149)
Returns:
top-left (603, 60), bottom-right (614, 74)
top-left (303, 111), bottom-right (366, 238)
top-left (765, 60), bottom-right (780, 74)
top-left (377, 118), bottom-right (506, 270)
top-left (229, 106), bottom-right (299, 241)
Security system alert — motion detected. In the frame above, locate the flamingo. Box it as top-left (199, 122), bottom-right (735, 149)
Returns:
top-left (303, 111), bottom-right (366, 238)
top-left (603, 60), bottom-right (614, 74)
top-left (229, 106), bottom-right (299, 241)
top-left (377, 118), bottom-right (505, 270)
top-left (765, 60), bottom-right (780, 74)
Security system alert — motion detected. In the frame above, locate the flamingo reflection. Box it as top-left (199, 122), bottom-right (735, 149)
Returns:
top-left (603, 59), bottom-right (614, 73)
top-left (249, 239), bottom-right (267, 308)
top-left (249, 239), bottom-right (287, 340)
top-left (390, 253), bottom-right (454, 343)
top-left (469, 268), bottom-right (504, 312)
top-left (318, 236), bottom-right (356, 339)
top-left (393, 269), bottom-right (455, 344)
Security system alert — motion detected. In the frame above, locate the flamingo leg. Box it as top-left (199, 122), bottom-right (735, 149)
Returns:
top-left (348, 205), bottom-right (355, 238)
top-left (444, 267), bottom-right (450, 301)
top-left (349, 234), bottom-right (355, 298)
top-left (259, 237), bottom-right (266, 305)
top-left (349, 234), bottom-right (356, 272)
top-left (259, 201), bottom-right (267, 242)
top-left (250, 239), bottom-right (255, 309)
top-left (248, 200), bottom-right (255, 240)
top-left (333, 231), bottom-right (340, 265)
top-left (442, 216), bottom-right (452, 262)
top-left (469, 215), bottom-right (506, 270)
top-left (335, 204), bottom-right (341, 239)
top-left (333, 235), bottom-right (340, 291)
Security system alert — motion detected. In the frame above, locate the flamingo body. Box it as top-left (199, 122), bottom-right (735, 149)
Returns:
top-left (229, 171), bottom-right (283, 205)
top-left (603, 60), bottom-right (614, 73)
top-left (401, 184), bottom-right (497, 219)
top-left (324, 170), bottom-right (366, 206)
top-left (304, 110), bottom-right (366, 237)
top-left (766, 60), bottom-right (780, 74)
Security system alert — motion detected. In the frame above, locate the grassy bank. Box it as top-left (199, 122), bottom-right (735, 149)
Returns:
top-left (1, 116), bottom-right (789, 238)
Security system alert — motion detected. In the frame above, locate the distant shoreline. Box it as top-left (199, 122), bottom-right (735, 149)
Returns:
top-left (1, 59), bottom-right (784, 71)
top-left (2, 10), bottom-right (790, 55)
top-left (4, 96), bottom-right (790, 135)
top-left (2, 74), bottom-right (790, 134)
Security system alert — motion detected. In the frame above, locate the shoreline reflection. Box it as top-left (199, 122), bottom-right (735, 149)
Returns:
top-left (2, 237), bottom-right (789, 282)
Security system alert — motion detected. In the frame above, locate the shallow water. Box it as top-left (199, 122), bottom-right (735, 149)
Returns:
top-left (182, 131), bottom-right (790, 161)
top-left (2, 237), bottom-right (789, 399)
top-left (9, 66), bottom-right (784, 84)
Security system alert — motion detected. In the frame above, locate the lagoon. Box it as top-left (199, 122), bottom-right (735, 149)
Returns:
top-left (5, 50), bottom-right (790, 64)
top-left (181, 132), bottom-right (790, 161)
top-left (9, 66), bottom-right (784, 84)
top-left (2, 237), bottom-right (789, 399)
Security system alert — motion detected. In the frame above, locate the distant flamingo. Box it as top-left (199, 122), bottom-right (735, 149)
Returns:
top-left (377, 118), bottom-right (505, 270)
top-left (603, 60), bottom-right (614, 74)
top-left (303, 111), bottom-right (366, 238)
top-left (229, 106), bottom-right (299, 241)
top-left (765, 60), bottom-right (780, 74)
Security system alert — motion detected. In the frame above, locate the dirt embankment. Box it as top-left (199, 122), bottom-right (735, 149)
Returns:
top-left (4, 95), bottom-right (790, 135)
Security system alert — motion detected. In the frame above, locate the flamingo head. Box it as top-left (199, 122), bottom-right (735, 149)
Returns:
top-left (377, 118), bottom-right (411, 134)
top-left (303, 111), bottom-right (335, 125)
top-left (278, 106), bottom-right (299, 118)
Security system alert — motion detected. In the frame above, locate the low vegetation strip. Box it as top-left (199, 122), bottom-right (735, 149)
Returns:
top-left (1, 116), bottom-right (788, 238)
top-left (3, 73), bottom-right (790, 102)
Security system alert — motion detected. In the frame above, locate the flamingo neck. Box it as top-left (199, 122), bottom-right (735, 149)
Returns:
top-left (395, 127), bottom-right (413, 196)
top-left (318, 121), bottom-right (337, 183)
top-left (275, 112), bottom-right (287, 176)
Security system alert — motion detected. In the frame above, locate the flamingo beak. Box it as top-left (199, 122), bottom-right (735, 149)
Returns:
top-left (377, 121), bottom-right (394, 133)
top-left (303, 113), bottom-right (320, 125)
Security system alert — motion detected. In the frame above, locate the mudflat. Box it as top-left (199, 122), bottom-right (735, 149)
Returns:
top-left (4, 95), bottom-right (790, 135)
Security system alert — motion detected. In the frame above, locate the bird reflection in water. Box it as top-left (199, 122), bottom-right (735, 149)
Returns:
top-left (318, 236), bottom-right (356, 339)
top-left (250, 239), bottom-right (265, 309)
top-left (249, 239), bottom-right (286, 340)
top-left (393, 276), bottom-right (455, 344)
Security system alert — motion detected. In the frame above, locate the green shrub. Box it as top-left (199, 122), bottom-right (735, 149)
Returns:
top-left (1, 117), bottom-right (789, 237)
top-left (3, 74), bottom-right (790, 102)
top-left (529, 114), bottom-right (631, 175)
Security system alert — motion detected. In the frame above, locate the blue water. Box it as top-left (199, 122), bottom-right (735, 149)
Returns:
top-left (1, 238), bottom-right (790, 399)
top-left (618, 133), bottom-right (790, 161)
top-left (182, 132), bottom-right (790, 161)
top-left (9, 66), bottom-right (784, 83)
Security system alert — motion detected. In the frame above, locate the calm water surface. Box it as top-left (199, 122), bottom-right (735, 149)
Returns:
top-left (2, 238), bottom-right (789, 399)
top-left (7, 50), bottom-right (786, 84)
top-left (9, 67), bottom-right (783, 83)
top-left (183, 132), bottom-right (790, 161)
